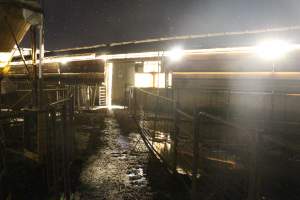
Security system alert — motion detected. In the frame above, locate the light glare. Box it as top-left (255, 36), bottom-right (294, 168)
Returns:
top-left (143, 61), bottom-right (161, 73)
top-left (106, 63), bottom-right (113, 109)
top-left (135, 73), bottom-right (153, 88)
top-left (0, 52), bottom-right (13, 68)
top-left (255, 40), bottom-right (293, 60)
top-left (168, 47), bottom-right (184, 62)
top-left (60, 58), bottom-right (70, 64)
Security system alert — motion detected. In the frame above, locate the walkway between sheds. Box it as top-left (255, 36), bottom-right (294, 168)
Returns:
top-left (73, 110), bottom-right (188, 200)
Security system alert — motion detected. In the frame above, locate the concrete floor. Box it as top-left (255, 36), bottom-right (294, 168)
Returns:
top-left (72, 110), bottom-right (189, 200)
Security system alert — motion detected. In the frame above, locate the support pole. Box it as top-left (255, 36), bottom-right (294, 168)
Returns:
top-left (62, 104), bottom-right (70, 200)
top-left (172, 102), bottom-right (179, 174)
top-left (36, 16), bottom-right (46, 165)
top-left (134, 88), bottom-right (137, 118)
top-left (50, 108), bottom-right (58, 195)
top-left (191, 112), bottom-right (200, 200)
top-left (153, 94), bottom-right (158, 142)
top-left (77, 85), bottom-right (80, 110)
top-left (38, 19), bottom-right (44, 80)
top-left (0, 76), bottom-right (2, 113)
top-left (31, 26), bottom-right (38, 106)
top-left (247, 132), bottom-right (261, 200)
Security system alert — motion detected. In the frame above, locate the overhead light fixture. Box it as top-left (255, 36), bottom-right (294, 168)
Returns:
top-left (0, 52), bottom-right (13, 68)
top-left (106, 63), bottom-right (113, 110)
top-left (255, 39), bottom-right (294, 61)
top-left (2, 66), bottom-right (10, 75)
top-left (167, 47), bottom-right (184, 62)
top-left (96, 54), bottom-right (108, 61)
top-left (60, 58), bottom-right (70, 64)
top-left (102, 55), bottom-right (108, 61)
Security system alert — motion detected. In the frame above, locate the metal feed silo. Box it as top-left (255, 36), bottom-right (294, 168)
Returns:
top-left (0, 0), bottom-right (42, 68)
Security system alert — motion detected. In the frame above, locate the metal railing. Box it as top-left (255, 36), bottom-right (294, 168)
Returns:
top-left (1, 83), bottom-right (104, 111)
top-left (128, 87), bottom-right (300, 200)
top-left (0, 125), bottom-right (5, 184)
top-left (0, 92), bottom-right (75, 199)
top-left (45, 95), bottom-right (75, 199)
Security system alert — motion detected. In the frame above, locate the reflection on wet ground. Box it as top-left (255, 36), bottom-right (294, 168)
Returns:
top-left (76, 113), bottom-right (152, 200)
top-left (137, 111), bottom-right (300, 200)
top-left (74, 110), bottom-right (189, 200)
top-left (141, 118), bottom-right (241, 176)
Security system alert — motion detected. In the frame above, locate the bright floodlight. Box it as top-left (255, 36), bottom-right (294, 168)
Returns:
top-left (168, 47), bottom-right (184, 62)
top-left (60, 58), bottom-right (70, 64)
top-left (0, 52), bottom-right (12, 68)
top-left (255, 40), bottom-right (293, 61)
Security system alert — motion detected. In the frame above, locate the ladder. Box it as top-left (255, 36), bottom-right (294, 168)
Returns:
top-left (99, 86), bottom-right (106, 106)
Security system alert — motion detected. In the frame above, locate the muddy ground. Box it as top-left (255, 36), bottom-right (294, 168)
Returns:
top-left (72, 109), bottom-right (189, 200)
top-left (1, 109), bottom-right (189, 200)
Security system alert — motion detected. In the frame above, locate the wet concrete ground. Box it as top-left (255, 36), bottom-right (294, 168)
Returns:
top-left (73, 110), bottom-right (189, 200)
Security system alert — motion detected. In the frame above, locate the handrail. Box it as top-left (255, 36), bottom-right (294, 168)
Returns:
top-left (133, 88), bottom-right (296, 148)
top-left (135, 87), bottom-right (260, 134)
top-left (171, 88), bottom-right (300, 96)
top-left (136, 88), bottom-right (289, 152)
top-left (197, 112), bottom-right (262, 135)
top-left (135, 88), bottom-right (175, 103)
top-left (196, 111), bottom-right (299, 151)
top-left (129, 86), bottom-right (300, 200)
top-left (0, 129), bottom-right (6, 182)
top-left (10, 92), bottom-right (31, 109)
top-left (175, 108), bottom-right (194, 121)
top-left (49, 97), bottom-right (70, 107)
top-left (16, 88), bottom-right (69, 92)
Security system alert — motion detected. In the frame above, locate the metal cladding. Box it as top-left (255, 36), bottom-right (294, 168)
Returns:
top-left (0, 0), bottom-right (41, 52)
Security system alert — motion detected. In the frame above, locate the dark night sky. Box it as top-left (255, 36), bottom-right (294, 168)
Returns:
top-left (37, 0), bottom-right (300, 50)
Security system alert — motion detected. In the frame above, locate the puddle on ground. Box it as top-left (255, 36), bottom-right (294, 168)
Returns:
top-left (76, 115), bottom-right (152, 200)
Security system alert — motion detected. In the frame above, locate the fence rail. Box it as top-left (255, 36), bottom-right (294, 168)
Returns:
top-left (0, 127), bottom-right (5, 182)
top-left (46, 95), bottom-right (75, 199)
top-left (128, 87), bottom-right (300, 200)
top-left (0, 89), bottom-right (75, 199)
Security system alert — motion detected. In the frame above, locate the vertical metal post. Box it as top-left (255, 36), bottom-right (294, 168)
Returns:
top-left (61, 104), bottom-right (70, 200)
top-left (92, 84), bottom-right (97, 107)
top-left (191, 112), bottom-right (200, 200)
top-left (0, 76), bottom-right (2, 113)
top-left (134, 88), bottom-right (137, 118)
top-left (172, 102), bottom-right (179, 174)
top-left (73, 86), bottom-right (76, 111)
top-left (77, 85), bottom-right (80, 110)
top-left (36, 17), bottom-right (46, 165)
top-left (37, 110), bottom-right (47, 162)
top-left (124, 83), bottom-right (127, 109)
top-left (38, 18), bottom-right (44, 80)
top-left (66, 99), bottom-right (72, 198)
top-left (37, 17), bottom-right (44, 109)
top-left (50, 108), bottom-right (57, 195)
top-left (69, 96), bottom-right (75, 159)
top-left (31, 26), bottom-right (37, 106)
top-left (141, 93), bottom-right (145, 129)
top-left (226, 90), bottom-right (231, 119)
top-left (89, 86), bottom-right (92, 108)
top-left (153, 93), bottom-right (159, 142)
top-left (127, 87), bottom-right (130, 112)
top-left (130, 87), bottom-right (134, 114)
top-left (247, 132), bottom-right (260, 200)
top-left (98, 85), bottom-right (101, 106)
top-left (45, 107), bottom-right (51, 189)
